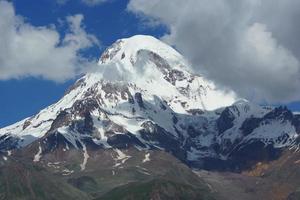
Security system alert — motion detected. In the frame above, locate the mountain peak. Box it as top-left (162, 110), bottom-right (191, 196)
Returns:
top-left (98, 35), bottom-right (184, 66)
top-left (92, 35), bottom-right (237, 111)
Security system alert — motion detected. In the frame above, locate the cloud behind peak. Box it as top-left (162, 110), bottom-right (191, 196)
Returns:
top-left (128, 0), bottom-right (300, 104)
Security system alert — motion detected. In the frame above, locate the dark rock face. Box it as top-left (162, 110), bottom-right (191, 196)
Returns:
top-left (160, 102), bottom-right (167, 110)
top-left (188, 157), bottom-right (231, 171)
top-left (121, 88), bottom-right (134, 104)
top-left (137, 50), bottom-right (190, 87)
top-left (172, 115), bottom-right (178, 124)
top-left (121, 52), bottom-right (125, 59)
top-left (264, 106), bottom-right (293, 121)
top-left (140, 121), bottom-right (186, 161)
top-left (217, 107), bottom-right (235, 134)
top-left (100, 82), bottom-right (134, 104)
top-left (134, 92), bottom-right (144, 108)
top-left (0, 134), bottom-right (19, 150)
top-left (165, 69), bottom-right (185, 86)
top-left (22, 120), bottom-right (32, 130)
top-left (72, 98), bottom-right (99, 116)
top-left (188, 141), bottom-right (283, 172)
top-left (292, 115), bottom-right (300, 133)
top-left (48, 111), bottom-right (72, 133)
top-left (41, 132), bottom-right (75, 154)
top-left (72, 112), bottom-right (94, 135)
top-left (143, 50), bottom-right (171, 75)
top-left (187, 109), bottom-right (204, 116)
top-left (107, 133), bottom-right (146, 149)
top-left (240, 117), bottom-right (261, 136)
top-left (228, 140), bottom-right (282, 170)
top-left (187, 126), bottom-right (202, 138)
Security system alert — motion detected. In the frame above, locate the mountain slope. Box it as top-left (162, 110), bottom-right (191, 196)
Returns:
top-left (97, 179), bottom-right (215, 200)
top-left (0, 148), bottom-right (218, 200)
top-left (0, 157), bottom-right (90, 200)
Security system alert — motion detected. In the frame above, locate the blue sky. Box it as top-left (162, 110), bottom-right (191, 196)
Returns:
top-left (0, 0), bottom-right (300, 128)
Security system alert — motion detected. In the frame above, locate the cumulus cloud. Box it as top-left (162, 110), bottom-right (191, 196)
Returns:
top-left (128, 0), bottom-right (300, 103)
top-left (0, 1), bottom-right (99, 82)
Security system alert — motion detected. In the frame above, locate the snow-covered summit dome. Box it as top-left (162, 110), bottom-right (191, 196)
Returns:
top-left (92, 35), bottom-right (237, 112)
top-left (99, 35), bottom-right (185, 67)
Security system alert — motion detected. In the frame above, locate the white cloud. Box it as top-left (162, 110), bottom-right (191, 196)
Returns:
top-left (128, 0), bottom-right (300, 103)
top-left (0, 1), bottom-right (99, 82)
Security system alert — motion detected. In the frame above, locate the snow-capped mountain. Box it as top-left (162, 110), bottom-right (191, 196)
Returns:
top-left (0, 35), bottom-right (299, 171)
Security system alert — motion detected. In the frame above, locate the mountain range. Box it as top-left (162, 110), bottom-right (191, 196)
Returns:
top-left (0, 35), bottom-right (300, 200)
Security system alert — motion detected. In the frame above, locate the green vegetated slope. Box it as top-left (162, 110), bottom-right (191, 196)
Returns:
top-left (0, 159), bottom-right (89, 200)
top-left (0, 150), bottom-right (218, 200)
top-left (98, 179), bottom-right (215, 200)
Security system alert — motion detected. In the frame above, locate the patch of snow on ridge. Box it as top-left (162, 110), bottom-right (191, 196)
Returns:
top-left (91, 114), bottom-right (111, 148)
top-left (80, 143), bottom-right (89, 171)
top-left (33, 144), bottom-right (42, 162)
top-left (142, 153), bottom-right (150, 163)
top-left (113, 149), bottom-right (131, 167)
top-left (62, 169), bottom-right (74, 176)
